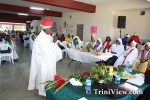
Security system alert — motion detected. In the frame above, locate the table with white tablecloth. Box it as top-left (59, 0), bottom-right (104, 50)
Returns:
top-left (66, 48), bottom-right (113, 66)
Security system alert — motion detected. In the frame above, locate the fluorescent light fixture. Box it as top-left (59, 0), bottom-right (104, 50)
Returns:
top-left (30, 7), bottom-right (44, 10)
top-left (18, 13), bottom-right (28, 16)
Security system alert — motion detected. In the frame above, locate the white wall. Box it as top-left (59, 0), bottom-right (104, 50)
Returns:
top-left (60, 0), bottom-right (150, 42)
top-left (30, 20), bottom-right (41, 33)
top-left (30, 16), bottom-right (61, 33)
top-left (113, 10), bottom-right (150, 40)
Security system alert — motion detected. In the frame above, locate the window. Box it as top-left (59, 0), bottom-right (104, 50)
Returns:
top-left (14, 25), bottom-right (26, 31)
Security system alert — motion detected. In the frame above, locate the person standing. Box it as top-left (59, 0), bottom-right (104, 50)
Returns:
top-left (28, 17), bottom-right (62, 96)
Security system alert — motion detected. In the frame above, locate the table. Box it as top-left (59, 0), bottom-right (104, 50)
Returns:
top-left (66, 48), bottom-right (113, 65)
top-left (46, 70), bottom-right (149, 100)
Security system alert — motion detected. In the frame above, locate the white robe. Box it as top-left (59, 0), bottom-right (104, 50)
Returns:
top-left (23, 35), bottom-right (30, 47)
top-left (28, 30), bottom-right (62, 96)
top-left (113, 47), bottom-right (138, 67)
top-left (109, 39), bottom-right (124, 57)
top-left (29, 34), bottom-right (36, 50)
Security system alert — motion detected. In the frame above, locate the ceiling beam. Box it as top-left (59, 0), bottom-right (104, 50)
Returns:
top-left (0, 13), bottom-right (41, 21)
top-left (24, 0), bottom-right (96, 13)
top-left (0, 18), bottom-right (26, 23)
top-left (0, 3), bottom-right (62, 17)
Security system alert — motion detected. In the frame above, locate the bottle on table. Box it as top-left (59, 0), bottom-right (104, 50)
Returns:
top-left (115, 72), bottom-right (120, 85)
top-left (128, 65), bottom-right (132, 73)
top-left (124, 61), bottom-right (130, 78)
top-left (85, 76), bottom-right (91, 91)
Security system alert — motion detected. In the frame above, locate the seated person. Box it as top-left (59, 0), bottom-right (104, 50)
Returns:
top-left (125, 42), bottom-right (130, 50)
top-left (113, 40), bottom-right (138, 67)
top-left (72, 38), bottom-right (79, 47)
top-left (132, 42), bottom-right (150, 72)
top-left (103, 36), bottom-right (111, 52)
top-left (128, 32), bottom-right (140, 44)
top-left (122, 34), bottom-right (130, 45)
top-left (93, 38), bottom-right (102, 50)
top-left (65, 34), bottom-right (72, 43)
top-left (3, 35), bottom-right (19, 60)
top-left (105, 38), bottom-right (124, 66)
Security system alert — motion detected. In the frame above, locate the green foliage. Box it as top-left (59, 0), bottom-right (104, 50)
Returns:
top-left (69, 74), bottom-right (88, 85)
top-left (118, 65), bottom-right (126, 72)
top-left (85, 43), bottom-right (93, 52)
top-left (90, 64), bottom-right (113, 83)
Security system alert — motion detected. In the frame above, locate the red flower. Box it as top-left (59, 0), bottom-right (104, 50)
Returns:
top-left (54, 79), bottom-right (66, 88)
top-left (81, 72), bottom-right (90, 76)
top-left (54, 75), bottom-right (62, 80)
top-left (113, 67), bottom-right (117, 71)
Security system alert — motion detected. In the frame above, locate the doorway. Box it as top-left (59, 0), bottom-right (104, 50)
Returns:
top-left (76, 24), bottom-right (84, 41)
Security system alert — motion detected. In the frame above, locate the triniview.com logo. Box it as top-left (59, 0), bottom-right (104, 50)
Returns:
top-left (86, 89), bottom-right (143, 95)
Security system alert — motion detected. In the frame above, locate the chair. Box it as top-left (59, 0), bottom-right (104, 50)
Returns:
top-left (0, 44), bottom-right (14, 66)
top-left (61, 41), bottom-right (68, 58)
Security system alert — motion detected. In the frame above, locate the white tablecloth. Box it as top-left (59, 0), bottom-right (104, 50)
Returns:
top-left (66, 48), bottom-right (113, 63)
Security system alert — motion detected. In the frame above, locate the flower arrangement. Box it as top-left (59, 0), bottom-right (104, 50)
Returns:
top-left (90, 64), bottom-right (113, 83)
top-left (41, 75), bottom-right (69, 94)
top-left (42, 64), bottom-right (113, 94)
top-left (85, 43), bottom-right (93, 52)
top-left (69, 72), bottom-right (91, 85)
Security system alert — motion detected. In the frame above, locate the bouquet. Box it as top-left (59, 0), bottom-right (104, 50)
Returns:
top-left (41, 75), bottom-right (69, 94)
top-left (90, 64), bottom-right (113, 83)
top-left (85, 43), bottom-right (93, 52)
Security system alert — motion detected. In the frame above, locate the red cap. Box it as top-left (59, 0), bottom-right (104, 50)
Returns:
top-left (41, 17), bottom-right (53, 26)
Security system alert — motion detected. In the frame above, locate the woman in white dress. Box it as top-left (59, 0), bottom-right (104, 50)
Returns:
top-left (113, 40), bottom-right (138, 67)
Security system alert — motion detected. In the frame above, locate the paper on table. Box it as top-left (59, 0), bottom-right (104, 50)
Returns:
top-left (78, 97), bottom-right (87, 100)
top-left (123, 83), bottom-right (138, 91)
top-left (126, 77), bottom-right (144, 86)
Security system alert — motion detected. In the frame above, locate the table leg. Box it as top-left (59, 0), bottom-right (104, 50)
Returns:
top-left (69, 59), bottom-right (82, 66)
top-left (69, 59), bottom-right (75, 66)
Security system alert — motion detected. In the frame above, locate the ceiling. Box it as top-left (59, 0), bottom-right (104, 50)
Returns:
top-left (0, 0), bottom-right (131, 23)
top-left (74, 0), bottom-right (124, 5)
top-left (0, 0), bottom-right (72, 12)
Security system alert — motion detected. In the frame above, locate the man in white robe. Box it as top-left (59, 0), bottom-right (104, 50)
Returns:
top-left (28, 17), bottom-right (62, 96)
top-left (113, 40), bottom-right (138, 67)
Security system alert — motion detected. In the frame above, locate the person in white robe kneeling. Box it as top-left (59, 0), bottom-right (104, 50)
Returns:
top-left (113, 40), bottom-right (138, 67)
top-left (28, 17), bottom-right (62, 96)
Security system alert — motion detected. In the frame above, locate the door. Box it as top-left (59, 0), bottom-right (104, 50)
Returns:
top-left (76, 24), bottom-right (83, 41)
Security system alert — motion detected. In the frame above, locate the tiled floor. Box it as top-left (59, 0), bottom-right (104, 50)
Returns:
top-left (0, 42), bottom-right (93, 100)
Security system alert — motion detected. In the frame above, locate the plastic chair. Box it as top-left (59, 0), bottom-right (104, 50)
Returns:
top-left (61, 41), bottom-right (68, 58)
top-left (0, 44), bottom-right (14, 66)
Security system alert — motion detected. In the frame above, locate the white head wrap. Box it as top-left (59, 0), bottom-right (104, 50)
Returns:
top-left (131, 40), bottom-right (137, 47)
top-left (117, 38), bottom-right (123, 45)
